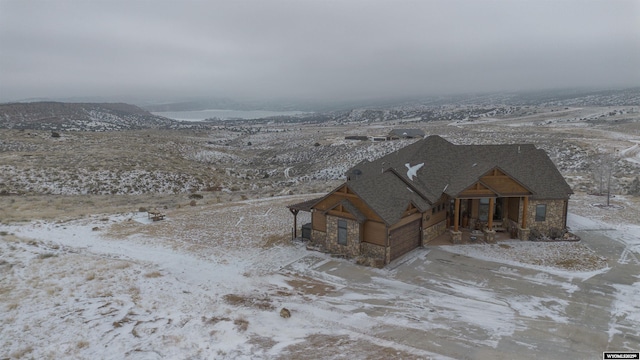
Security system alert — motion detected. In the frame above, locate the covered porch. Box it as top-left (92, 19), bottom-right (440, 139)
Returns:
top-left (429, 226), bottom-right (513, 246)
top-left (446, 168), bottom-right (534, 243)
top-left (287, 197), bottom-right (321, 240)
top-left (449, 195), bottom-right (531, 243)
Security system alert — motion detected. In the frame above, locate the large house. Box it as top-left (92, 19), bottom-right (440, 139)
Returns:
top-left (289, 135), bottom-right (573, 267)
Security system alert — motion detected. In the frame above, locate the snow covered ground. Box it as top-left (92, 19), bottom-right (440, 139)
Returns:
top-left (1, 193), bottom-right (639, 359)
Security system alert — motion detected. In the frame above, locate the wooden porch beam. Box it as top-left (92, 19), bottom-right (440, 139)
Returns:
top-left (502, 198), bottom-right (508, 220)
top-left (454, 198), bottom-right (460, 232)
top-left (488, 197), bottom-right (494, 231)
top-left (289, 208), bottom-right (299, 238)
top-left (521, 196), bottom-right (528, 229)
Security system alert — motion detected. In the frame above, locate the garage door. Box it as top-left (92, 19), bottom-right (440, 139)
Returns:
top-left (389, 220), bottom-right (421, 261)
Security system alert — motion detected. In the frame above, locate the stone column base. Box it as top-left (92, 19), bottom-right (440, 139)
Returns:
top-left (450, 230), bottom-right (462, 244)
top-left (518, 227), bottom-right (530, 241)
top-left (484, 229), bottom-right (496, 244)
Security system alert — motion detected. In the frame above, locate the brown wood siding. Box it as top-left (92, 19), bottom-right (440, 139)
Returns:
top-left (424, 207), bottom-right (446, 227)
top-left (313, 186), bottom-right (383, 222)
top-left (507, 197), bottom-right (520, 222)
top-left (326, 209), bottom-right (356, 220)
top-left (363, 221), bottom-right (386, 246)
top-left (481, 176), bottom-right (530, 195)
top-left (470, 199), bottom-right (479, 219)
top-left (389, 212), bottom-right (422, 230)
top-left (390, 219), bottom-right (421, 261)
top-left (458, 182), bottom-right (496, 197)
top-left (312, 211), bottom-right (326, 231)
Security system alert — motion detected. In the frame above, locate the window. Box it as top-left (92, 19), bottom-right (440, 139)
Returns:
top-left (478, 198), bottom-right (490, 222)
top-left (337, 219), bottom-right (347, 245)
top-left (535, 204), bottom-right (547, 222)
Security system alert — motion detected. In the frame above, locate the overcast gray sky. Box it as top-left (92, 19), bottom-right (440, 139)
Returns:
top-left (1, 0), bottom-right (639, 103)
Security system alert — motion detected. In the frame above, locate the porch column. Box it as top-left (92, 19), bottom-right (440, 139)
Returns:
top-left (488, 197), bottom-right (494, 230)
top-left (453, 198), bottom-right (460, 232)
top-left (503, 198), bottom-right (508, 220)
top-left (484, 197), bottom-right (497, 243)
top-left (521, 196), bottom-right (528, 229)
top-left (289, 208), bottom-right (299, 238)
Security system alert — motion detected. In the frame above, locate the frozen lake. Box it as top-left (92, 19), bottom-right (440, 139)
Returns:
top-left (153, 109), bottom-right (308, 121)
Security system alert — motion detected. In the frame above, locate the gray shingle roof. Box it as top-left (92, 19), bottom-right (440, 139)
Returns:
top-left (325, 199), bottom-right (367, 223)
top-left (345, 135), bottom-right (572, 225)
top-left (348, 171), bottom-right (430, 225)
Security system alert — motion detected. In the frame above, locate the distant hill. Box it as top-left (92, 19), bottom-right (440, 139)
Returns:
top-left (0, 102), bottom-right (181, 131)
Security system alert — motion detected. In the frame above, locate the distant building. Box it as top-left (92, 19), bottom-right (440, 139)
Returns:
top-left (388, 128), bottom-right (425, 139)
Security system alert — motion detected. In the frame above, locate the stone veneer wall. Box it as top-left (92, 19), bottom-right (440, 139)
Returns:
top-left (360, 242), bottom-right (387, 265)
top-left (325, 215), bottom-right (361, 258)
top-left (527, 199), bottom-right (567, 235)
top-left (310, 229), bottom-right (327, 249)
top-left (423, 219), bottom-right (447, 244)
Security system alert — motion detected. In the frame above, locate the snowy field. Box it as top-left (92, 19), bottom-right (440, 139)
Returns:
top-left (1, 192), bottom-right (639, 359)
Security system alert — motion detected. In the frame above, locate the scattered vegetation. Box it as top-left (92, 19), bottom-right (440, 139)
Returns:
top-left (223, 293), bottom-right (274, 310)
top-left (144, 271), bottom-right (163, 278)
top-left (234, 317), bottom-right (249, 331)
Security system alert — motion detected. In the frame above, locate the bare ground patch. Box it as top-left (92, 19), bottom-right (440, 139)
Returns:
top-left (285, 275), bottom-right (336, 297)
top-left (262, 233), bottom-right (290, 249)
top-left (222, 293), bottom-right (275, 311)
top-left (444, 241), bottom-right (608, 272)
top-left (278, 334), bottom-right (428, 360)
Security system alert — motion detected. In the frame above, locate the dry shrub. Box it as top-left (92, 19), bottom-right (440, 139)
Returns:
top-left (144, 271), bottom-right (163, 278)
top-left (498, 244), bottom-right (512, 249)
top-left (262, 233), bottom-right (288, 249)
top-left (234, 317), bottom-right (249, 331)
top-left (77, 340), bottom-right (89, 349)
top-left (555, 253), bottom-right (606, 271)
top-left (46, 287), bottom-right (58, 296)
top-left (113, 316), bottom-right (132, 328)
top-left (129, 286), bottom-right (141, 303)
top-left (202, 315), bottom-right (231, 325)
top-left (85, 273), bottom-right (96, 281)
top-left (113, 262), bottom-right (131, 270)
top-left (549, 227), bottom-right (566, 240)
top-left (223, 293), bottom-right (274, 310)
top-left (10, 346), bottom-right (34, 358)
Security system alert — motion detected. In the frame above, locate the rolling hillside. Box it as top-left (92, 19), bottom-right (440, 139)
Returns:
top-left (0, 102), bottom-right (180, 131)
